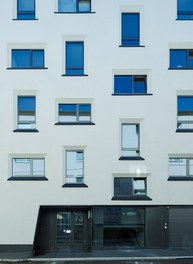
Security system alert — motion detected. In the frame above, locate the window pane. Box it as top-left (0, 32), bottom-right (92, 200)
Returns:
top-left (58, 0), bottom-right (76, 12)
top-left (169, 158), bottom-right (187, 176)
top-left (78, 0), bottom-right (91, 12)
top-left (12, 50), bottom-right (30, 68)
top-left (17, 0), bottom-right (35, 19)
top-left (178, 97), bottom-right (193, 129)
top-left (66, 151), bottom-right (84, 183)
top-left (32, 50), bottom-right (44, 68)
top-left (133, 179), bottom-right (146, 195)
top-left (122, 124), bottom-right (139, 156)
top-left (114, 178), bottom-right (132, 196)
top-left (66, 42), bottom-right (84, 75)
top-left (122, 13), bottom-right (139, 46)
top-left (78, 104), bottom-right (91, 122)
top-left (12, 158), bottom-right (31, 177)
top-left (18, 96), bottom-right (35, 128)
top-left (188, 50), bottom-right (193, 68)
top-left (33, 159), bottom-right (44, 176)
top-left (59, 104), bottom-right (77, 122)
top-left (134, 76), bottom-right (147, 93)
top-left (114, 75), bottom-right (132, 94)
top-left (178, 0), bottom-right (193, 19)
top-left (189, 159), bottom-right (193, 176)
top-left (170, 50), bottom-right (187, 68)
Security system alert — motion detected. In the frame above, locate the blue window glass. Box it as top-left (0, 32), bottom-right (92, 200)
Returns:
top-left (12, 49), bottom-right (44, 69)
top-left (66, 42), bottom-right (84, 75)
top-left (177, 0), bottom-right (193, 20)
top-left (170, 49), bottom-right (193, 69)
top-left (18, 96), bottom-right (36, 129)
top-left (122, 13), bottom-right (140, 46)
top-left (58, 0), bottom-right (91, 13)
top-left (17, 0), bottom-right (35, 20)
top-left (177, 96), bottom-right (193, 130)
top-left (114, 75), bottom-right (147, 94)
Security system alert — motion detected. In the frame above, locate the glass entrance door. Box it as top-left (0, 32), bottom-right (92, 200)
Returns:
top-left (56, 211), bottom-right (86, 249)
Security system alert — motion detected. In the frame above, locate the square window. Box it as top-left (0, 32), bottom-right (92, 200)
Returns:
top-left (12, 49), bottom-right (45, 69)
top-left (177, 0), bottom-right (193, 20)
top-left (17, 96), bottom-right (36, 129)
top-left (114, 75), bottom-right (147, 94)
top-left (66, 150), bottom-right (84, 184)
top-left (58, 0), bottom-right (91, 13)
top-left (177, 96), bottom-right (193, 130)
top-left (169, 157), bottom-right (193, 178)
top-left (121, 13), bottom-right (140, 46)
top-left (12, 158), bottom-right (45, 178)
top-left (17, 0), bottom-right (35, 20)
top-left (121, 124), bottom-right (140, 157)
top-left (170, 49), bottom-right (193, 69)
top-left (65, 42), bottom-right (84, 75)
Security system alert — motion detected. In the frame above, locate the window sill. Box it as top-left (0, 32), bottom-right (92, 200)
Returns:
top-left (176, 19), bottom-right (193, 21)
top-left (119, 156), bottom-right (145, 161)
top-left (168, 176), bottom-right (193, 181)
top-left (168, 67), bottom-right (193, 70)
top-left (55, 122), bottom-right (95, 126)
top-left (13, 19), bottom-right (38, 21)
top-left (7, 67), bottom-right (48, 70)
top-left (8, 177), bottom-right (48, 181)
top-left (176, 129), bottom-right (193, 133)
top-left (54, 12), bottom-right (95, 14)
top-left (62, 183), bottom-right (88, 188)
top-left (112, 93), bottom-right (152, 96)
top-left (119, 45), bottom-right (145, 48)
top-left (13, 129), bottom-right (39, 133)
top-left (112, 195), bottom-right (152, 201)
top-left (62, 74), bottom-right (88, 77)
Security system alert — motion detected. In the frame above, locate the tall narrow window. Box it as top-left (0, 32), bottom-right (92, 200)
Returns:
top-left (66, 150), bottom-right (84, 184)
top-left (114, 75), bottom-right (147, 94)
top-left (177, 96), bottom-right (193, 131)
top-left (17, 96), bottom-right (36, 130)
top-left (65, 42), bottom-right (84, 75)
top-left (121, 13), bottom-right (140, 46)
top-left (58, 0), bottom-right (91, 13)
top-left (177, 0), bottom-right (193, 20)
top-left (17, 0), bottom-right (35, 20)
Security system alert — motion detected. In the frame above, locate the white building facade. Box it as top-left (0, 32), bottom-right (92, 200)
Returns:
top-left (1, 0), bottom-right (193, 254)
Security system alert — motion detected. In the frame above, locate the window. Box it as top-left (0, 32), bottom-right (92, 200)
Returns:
top-left (17, 0), bottom-right (35, 20)
top-left (65, 42), bottom-right (84, 75)
top-left (16, 96), bottom-right (37, 131)
top-left (58, 0), bottom-right (91, 13)
top-left (57, 103), bottom-right (92, 124)
top-left (114, 75), bottom-right (147, 95)
top-left (170, 49), bottom-right (193, 69)
top-left (177, 96), bottom-right (193, 131)
top-left (121, 13), bottom-right (140, 46)
top-left (169, 157), bottom-right (193, 180)
top-left (9, 158), bottom-right (46, 180)
top-left (120, 123), bottom-right (143, 160)
top-left (11, 49), bottom-right (45, 69)
top-left (112, 177), bottom-right (150, 200)
top-left (177, 0), bottom-right (193, 20)
top-left (65, 150), bottom-right (84, 185)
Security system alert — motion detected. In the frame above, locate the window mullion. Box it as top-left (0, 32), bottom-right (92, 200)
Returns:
top-left (30, 159), bottom-right (33, 177)
top-left (76, 104), bottom-right (79, 122)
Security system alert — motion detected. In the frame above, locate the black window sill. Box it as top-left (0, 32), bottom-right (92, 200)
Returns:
top-left (55, 122), bottom-right (95, 126)
top-left (112, 93), bottom-right (152, 96)
top-left (112, 195), bottom-right (152, 201)
top-left (62, 183), bottom-right (88, 188)
top-left (62, 74), bottom-right (88, 77)
top-left (119, 156), bottom-right (145, 161)
top-left (176, 129), bottom-right (193, 133)
top-left (119, 45), bottom-right (145, 48)
top-left (54, 12), bottom-right (95, 14)
top-left (13, 19), bottom-right (38, 21)
top-left (176, 19), bottom-right (193, 21)
top-left (7, 67), bottom-right (48, 70)
top-left (168, 67), bottom-right (193, 70)
top-left (8, 177), bottom-right (48, 181)
top-left (13, 129), bottom-right (39, 133)
top-left (168, 176), bottom-right (193, 181)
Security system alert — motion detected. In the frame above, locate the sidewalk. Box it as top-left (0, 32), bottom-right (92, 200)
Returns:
top-left (0, 249), bottom-right (193, 262)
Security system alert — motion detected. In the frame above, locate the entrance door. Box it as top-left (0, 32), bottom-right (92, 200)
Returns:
top-left (56, 211), bottom-right (87, 250)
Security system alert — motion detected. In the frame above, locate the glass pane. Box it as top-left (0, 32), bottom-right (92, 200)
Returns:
top-left (59, 104), bottom-right (77, 122)
top-left (133, 179), bottom-right (146, 195)
top-left (122, 124), bottom-right (139, 156)
top-left (18, 96), bottom-right (35, 128)
top-left (114, 177), bottom-right (132, 196)
top-left (66, 42), bottom-right (84, 75)
top-left (134, 76), bottom-right (147, 93)
top-left (122, 13), bottom-right (139, 46)
top-left (170, 50), bottom-right (187, 68)
top-left (78, 0), bottom-right (91, 12)
top-left (189, 159), bottom-right (193, 176)
top-left (178, 0), bottom-right (193, 19)
top-left (178, 97), bottom-right (193, 129)
top-left (188, 50), bottom-right (193, 68)
top-left (32, 50), bottom-right (44, 68)
top-left (12, 50), bottom-right (30, 68)
top-left (169, 158), bottom-right (186, 176)
top-left (78, 104), bottom-right (91, 122)
top-left (12, 158), bottom-right (31, 177)
top-left (114, 75), bottom-right (132, 94)
top-left (58, 0), bottom-right (76, 12)
top-left (66, 151), bottom-right (84, 183)
top-left (32, 159), bottom-right (44, 176)
top-left (57, 212), bottom-right (71, 244)
top-left (17, 0), bottom-right (35, 19)
top-left (73, 212), bottom-right (84, 244)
